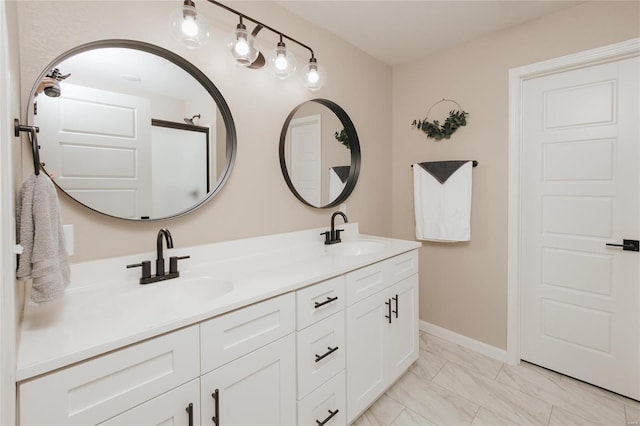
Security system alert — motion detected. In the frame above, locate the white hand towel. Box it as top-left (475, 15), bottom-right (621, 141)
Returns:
top-left (329, 166), bottom-right (348, 201)
top-left (413, 161), bottom-right (472, 242)
top-left (16, 174), bottom-right (70, 303)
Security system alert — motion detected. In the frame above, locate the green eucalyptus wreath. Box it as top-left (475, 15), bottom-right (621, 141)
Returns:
top-left (411, 99), bottom-right (469, 140)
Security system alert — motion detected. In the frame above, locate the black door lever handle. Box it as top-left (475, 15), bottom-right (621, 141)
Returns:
top-left (606, 239), bottom-right (639, 252)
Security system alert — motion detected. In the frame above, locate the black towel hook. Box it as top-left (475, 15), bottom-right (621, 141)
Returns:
top-left (14, 118), bottom-right (41, 176)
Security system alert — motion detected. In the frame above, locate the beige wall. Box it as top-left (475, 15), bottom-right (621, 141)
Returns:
top-left (391, 1), bottom-right (640, 349)
top-left (16, 0), bottom-right (392, 262)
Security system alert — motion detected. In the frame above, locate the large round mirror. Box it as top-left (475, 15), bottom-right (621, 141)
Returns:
top-left (279, 99), bottom-right (360, 208)
top-left (27, 39), bottom-right (236, 221)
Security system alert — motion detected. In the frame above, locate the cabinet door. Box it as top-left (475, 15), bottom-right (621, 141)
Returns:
top-left (99, 379), bottom-right (199, 426)
top-left (200, 334), bottom-right (296, 426)
top-left (387, 275), bottom-right (419, 380)
top-left (345, 291), bottom-right (388, 422)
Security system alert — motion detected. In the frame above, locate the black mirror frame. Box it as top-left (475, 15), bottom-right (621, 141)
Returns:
top-left (26, 39), bottom-right (237, 221)
top-left (279, 99), bottom-right (361, 209)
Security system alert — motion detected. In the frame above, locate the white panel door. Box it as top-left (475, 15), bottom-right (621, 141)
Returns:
top-left (35, 82), bottom-right (151, 219)
top-left (288, 114), bottom-right (321, 206)
top-left (521, 57), bottom-right (639, 400)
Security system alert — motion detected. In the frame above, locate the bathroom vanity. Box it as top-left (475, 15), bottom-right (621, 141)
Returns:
top-left (16, 224), bottom-right (420, 425)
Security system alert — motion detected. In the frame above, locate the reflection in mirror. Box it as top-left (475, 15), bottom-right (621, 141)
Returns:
top-left (29, 40), bottom-right (236, 221)
top-left (280, 99), bottom-right (360, 208)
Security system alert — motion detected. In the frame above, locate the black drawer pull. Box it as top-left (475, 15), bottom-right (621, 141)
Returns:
top-left (314, 296), bottom-right (338, 309)
top-left (392, 294), bottom-right (399, 318)
top-left (316, 409), bottom-right (340, 426)
top-left (211, 389), bottom-right (219, 426)
top-left (385, 299), bottom-right (392, 323)
top-left (186, 403), bottom-right (194, 426)
top-left (315, 346), bottom-right (339, 363)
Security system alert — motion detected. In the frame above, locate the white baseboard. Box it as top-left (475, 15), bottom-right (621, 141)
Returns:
top-left (419, 320), bottom-right (507, 363)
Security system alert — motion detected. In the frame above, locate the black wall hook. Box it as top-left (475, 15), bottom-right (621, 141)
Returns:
top-left (14, 118), bottom-right (41, 176)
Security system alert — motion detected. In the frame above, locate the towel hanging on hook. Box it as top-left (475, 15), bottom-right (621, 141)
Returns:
top-left (14, 119), bottom-right (41, 175)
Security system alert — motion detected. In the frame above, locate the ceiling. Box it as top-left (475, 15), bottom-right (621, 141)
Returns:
top-left (275, 1), bottom-right (583, 65)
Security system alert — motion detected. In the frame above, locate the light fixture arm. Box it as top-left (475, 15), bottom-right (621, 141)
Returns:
top-left (206, 0), bottom-right (315, 58)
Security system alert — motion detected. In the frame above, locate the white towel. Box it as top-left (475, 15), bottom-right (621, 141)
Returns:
top-left (16, 174), bottom-right (70, 303)
top-left (413, 162), bottom-right (472, 242)
top-left (329, 167), bottom-right (347, 201)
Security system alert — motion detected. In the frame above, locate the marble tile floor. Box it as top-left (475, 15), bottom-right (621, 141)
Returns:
top-left (352, 332), bottom-right (640, 426)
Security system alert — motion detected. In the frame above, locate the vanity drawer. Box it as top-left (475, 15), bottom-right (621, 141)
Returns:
top-left (387, 250), bottom-right (419, 285)
top-left (296, 276), bottom-right (345, 330)
top-left (345, 251), bottom-right (418, 306)
top-left (200, 292), bottom-right (295, 374)
top-left (18, 325), bottom-right (199, 426)
top-left (297, 371), bottom-right (346, 426)
top-left (345, 259), bottom-right (389, 306)
top-left (297, 311), bottom-right (345, 399)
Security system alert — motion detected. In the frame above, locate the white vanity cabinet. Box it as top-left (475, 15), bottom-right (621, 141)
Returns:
top-left (345, 250), bottom-right (419, 423)
top-left (16, 232), bottom-right (420, 426)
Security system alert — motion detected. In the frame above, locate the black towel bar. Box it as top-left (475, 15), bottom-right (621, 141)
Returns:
top-left (14, 118), bottom-right (41, 176)
top-left (411, 160), bottom-right (478, 168)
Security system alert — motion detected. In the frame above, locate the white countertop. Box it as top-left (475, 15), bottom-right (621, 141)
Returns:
top-left (17, 224), bottom-right (420, 381)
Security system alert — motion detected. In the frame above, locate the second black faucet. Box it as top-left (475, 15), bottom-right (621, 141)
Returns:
top-left (321, 211), bottom-right (348, 245)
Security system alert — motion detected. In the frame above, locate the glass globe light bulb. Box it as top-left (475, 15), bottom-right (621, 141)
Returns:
top-left (234, 38), bottom-right (249, 56)
top-left (181, 15), bottom-right (199, 37)
top-left (268, 41), bottom-right (297, 80)
top-left (274, 53), bottom-right (289, 71)
top-left (227, 23), bottom-right (259, 65)
top-left (169, 1), bottom-right (210, 49)
top-left (303, 57), bottom-right (326, 91)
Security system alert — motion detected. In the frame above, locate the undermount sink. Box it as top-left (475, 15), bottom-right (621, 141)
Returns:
top-left (140, 276), bottom-right (234, 306)
top-left (326, 239), bottom-right (387, 257)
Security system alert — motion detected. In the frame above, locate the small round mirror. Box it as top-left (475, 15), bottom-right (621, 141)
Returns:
top-left (27, 39), bottom-right (237, 220)
top-left (279, 99), bottom-right (360, 208)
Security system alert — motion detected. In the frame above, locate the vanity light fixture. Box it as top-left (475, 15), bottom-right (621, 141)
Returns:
top-left (170, 0), bottom-right (325, 89)
top-left (169, 0), bottom-right (211, 49)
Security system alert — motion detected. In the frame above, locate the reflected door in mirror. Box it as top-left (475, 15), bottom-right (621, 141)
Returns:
top-left (36, 83), bottom-right (152, 218)
top-left (287, 114), bottom-right (322, 206)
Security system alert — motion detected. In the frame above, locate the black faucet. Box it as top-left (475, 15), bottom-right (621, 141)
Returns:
top-left (127, 228), bottom-right (190, 285)
top-left (156, 228), bottom-right (173, 276)
top-left (321, 211), bottom-right (348, 245)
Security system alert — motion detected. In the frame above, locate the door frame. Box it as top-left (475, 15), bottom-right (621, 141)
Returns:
top-left (507, 37), bottom-right (640, 365)
top-left (0, 1), bottom-right (18, 424)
